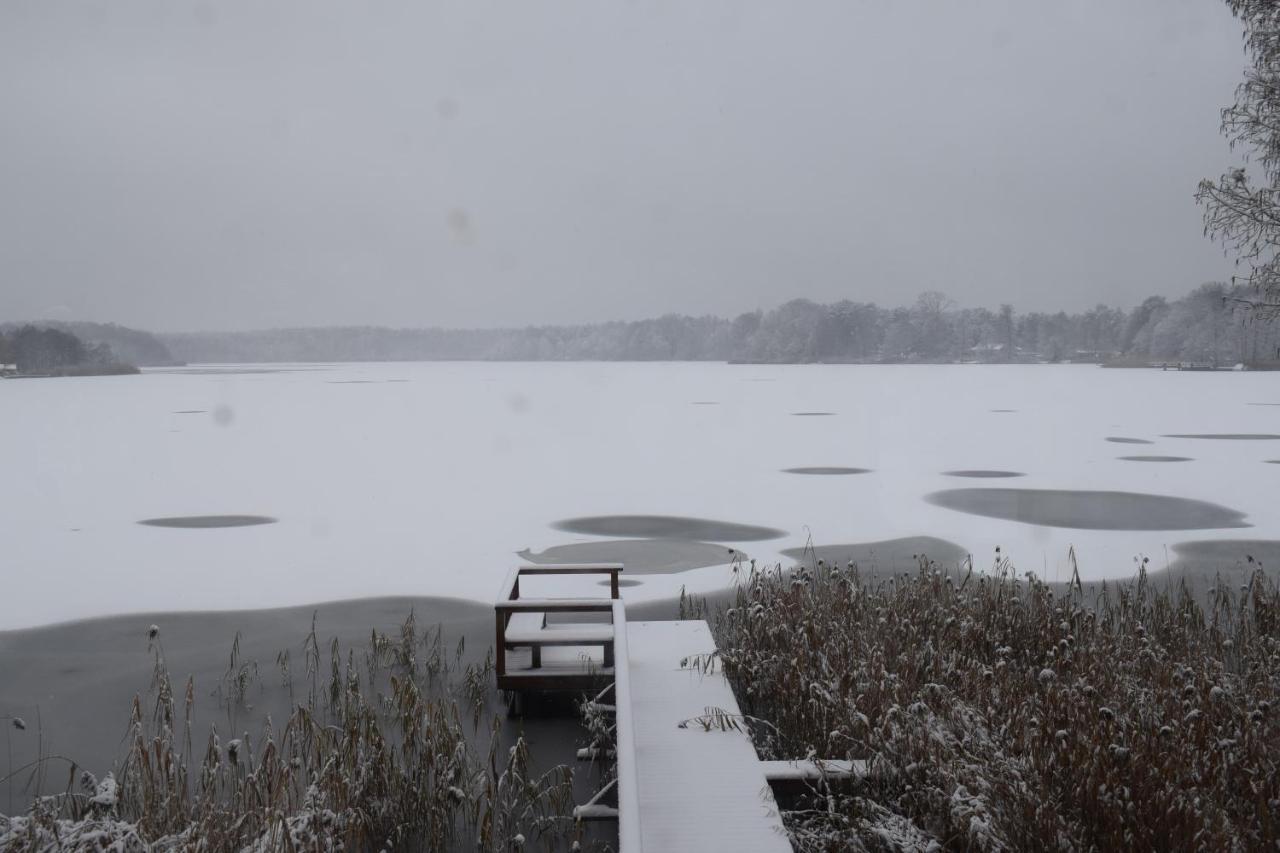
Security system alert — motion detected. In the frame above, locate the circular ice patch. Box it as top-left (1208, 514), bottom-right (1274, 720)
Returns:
top-left (519, 539), bottom-right (747, 574)
top-left (1172, 539), bottom-right (1280, 564)
top-left (924, 488), bottom-right (1249, 531)
top-left (1117, 456), bottom-right (1193, 463)
top-left (942, 470), bottom-right (1025, 478)
top-left (780, 536), bottom-right (968, 569)
top-left (598, 578), bottom-right (645, 588)
top-left (1163, 434), bottom-right (1280, 440)
top-left (551, 515), bottom-right (786, 541)
top-left (782, 467), bottom-right (872, 476)
top-left (138, 515), bottom-right (278, 529)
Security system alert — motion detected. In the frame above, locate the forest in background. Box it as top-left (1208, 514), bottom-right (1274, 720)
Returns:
top-left (0, 324), bottom-right (141, 376)
top-left (5, 282), bottom-right (1277, 368)
top-left (158, 282), bottom-right (1279, 366)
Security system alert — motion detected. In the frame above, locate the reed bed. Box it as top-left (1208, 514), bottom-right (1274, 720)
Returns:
top-left (0, 614), bottom-right (578, 852)
top-left (711, 555), bottom-right (1280, 852)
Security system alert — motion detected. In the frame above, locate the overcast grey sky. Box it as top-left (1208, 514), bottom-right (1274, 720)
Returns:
top-left (0, 0), bottom-right (1249, 331)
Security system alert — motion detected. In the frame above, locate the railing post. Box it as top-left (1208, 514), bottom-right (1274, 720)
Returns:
top-left (610, 569), bottom-right (619, 599)
top-left (495, 610), bottom-right (506, 677)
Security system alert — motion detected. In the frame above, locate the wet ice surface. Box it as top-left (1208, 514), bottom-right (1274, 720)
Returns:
top-left (602, 577), bottom-right (645, 588)
top-left (1162, 433), bottom-right (1280, 440)
top-left (518, 539), bottom-right (746, 574)
top-left (1159, 539), bottom-right (1280, 593)
top-left (780, 536), bottom-right (968, 570)
top-left (925, 488), bottom-right (1249, 531)
top-left (551, 514), bottom-right (786, 541)
top-left (1170, 538), bottom-right (1280, 568)
top-left (4, 362), bottom-right (1280, 628)
top-left (138, 515), bottom-right (278, 528)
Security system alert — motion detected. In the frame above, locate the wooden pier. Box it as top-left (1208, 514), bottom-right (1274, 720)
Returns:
top-left (496, 563), bottom-right (860, 852)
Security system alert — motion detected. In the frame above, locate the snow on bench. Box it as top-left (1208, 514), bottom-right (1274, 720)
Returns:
top-left (504, 616), bottom-right (615, 645)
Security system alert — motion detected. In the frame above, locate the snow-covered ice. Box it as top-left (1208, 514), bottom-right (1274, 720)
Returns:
top-left (1, 361), bottom-right (1277, 629)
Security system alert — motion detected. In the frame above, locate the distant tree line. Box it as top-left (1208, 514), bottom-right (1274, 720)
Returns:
top-left (161, 282), bottom-right (1280, 366)
top-left (0, 325), bottom-right (139, 375)
top-left (0, 321), bottom-right (177, 371)
top-left (45, 321), bottom-right (179, 367)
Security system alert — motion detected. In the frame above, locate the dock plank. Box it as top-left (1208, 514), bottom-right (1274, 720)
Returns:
top-left (626, 620), bottom-right (792, 853)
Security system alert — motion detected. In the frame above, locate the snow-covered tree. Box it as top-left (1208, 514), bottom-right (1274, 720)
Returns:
top-left (1197, 0), bottom-right (1280, 320)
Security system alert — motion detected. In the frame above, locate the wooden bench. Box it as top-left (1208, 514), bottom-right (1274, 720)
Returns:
top-left (495, 563), bottom-right (623, 691)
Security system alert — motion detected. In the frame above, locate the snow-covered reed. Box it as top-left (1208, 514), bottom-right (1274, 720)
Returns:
top-left (711, 555), bottom-right (1280, 851)
top-left (0, 614), bottom-right (577, 852)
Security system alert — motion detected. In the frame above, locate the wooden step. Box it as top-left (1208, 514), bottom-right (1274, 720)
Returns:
top-left (504, 622), bottom-right (615, 645)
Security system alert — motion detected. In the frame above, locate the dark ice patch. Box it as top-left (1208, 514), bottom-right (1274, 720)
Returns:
top-left (598, 578), bottom-right (645, 588)
top-left (1172, 539), bottom-right (1280, 566)
top-left (1162, 434), bottom-right (1280, 440)
top-left (518, 539), bottom-right (747, 575)
top-left (780, 536), bottom-right (968, 569)
top-left (551, 515), bottom-right (786, 542)
top-left (924, 488), bottom-right (1249, 531)
top-left (139, 515), bottom-right (278, 529)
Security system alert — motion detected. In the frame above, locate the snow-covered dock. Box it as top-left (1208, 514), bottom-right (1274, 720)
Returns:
top-left (496, 564), bottom-right (793, 852)
top-left (620, 618), bottom-right (792, 852)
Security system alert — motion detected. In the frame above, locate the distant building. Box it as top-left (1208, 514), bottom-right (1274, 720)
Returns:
top-left (1069, 350), bottom-right (1119, 364)
top-left (0, 363), bottom-right (17, 377)
top-left (967, 342), bottom-right (1015, 362)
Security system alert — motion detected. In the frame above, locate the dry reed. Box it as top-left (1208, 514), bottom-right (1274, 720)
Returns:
top-left (712, 555), bottom-right (1279, 851)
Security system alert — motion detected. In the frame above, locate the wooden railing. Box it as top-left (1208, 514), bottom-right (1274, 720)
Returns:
top-left (494, 563), bottom-right (623, 690)
top-left (497, 562), bottom-right (624, 602)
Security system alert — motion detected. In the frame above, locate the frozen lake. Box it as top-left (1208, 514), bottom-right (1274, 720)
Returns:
top-left (2, 362), bottom-right (1278, 629)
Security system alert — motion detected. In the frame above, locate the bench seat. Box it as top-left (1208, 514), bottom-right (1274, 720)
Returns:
top-left (505, 621), bottom-right (616, 645)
